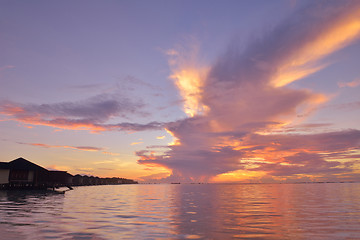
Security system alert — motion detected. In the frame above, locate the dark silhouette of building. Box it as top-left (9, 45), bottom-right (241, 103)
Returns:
top-left (49, 170), bottom-right (73, 185)
top-left (0, 157), bottom-right (50, 188)
top-left (0, 157), bottom-right (137, 190)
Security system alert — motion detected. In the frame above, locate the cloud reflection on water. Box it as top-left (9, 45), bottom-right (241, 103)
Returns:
top-left (1, 184), bottom-right (360, 239)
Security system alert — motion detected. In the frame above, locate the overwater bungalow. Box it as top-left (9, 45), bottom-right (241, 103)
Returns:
top-left (0, 157), bottom-right (137, 190)
top-left (0, 157), bottom-right (73, 190)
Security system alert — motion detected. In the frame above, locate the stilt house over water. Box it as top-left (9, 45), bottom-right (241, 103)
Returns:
top-left (0, 157), bottom-right (72, 189)
top-left (0, 157), bottom-right (138, 190)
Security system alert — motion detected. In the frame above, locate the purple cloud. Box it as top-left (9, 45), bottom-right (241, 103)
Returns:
top-left (138, 1), bottom-right (360, 182)
top-left (0, 93), bottom-right (166, 132)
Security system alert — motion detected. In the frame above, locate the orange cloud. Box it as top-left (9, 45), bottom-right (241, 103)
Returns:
top-left (31, 143), bottom-right (102, 152)
top-left (0, 99), bottom-right (164, 133)
top-left (46, 164), bottom-right (71, 172)
top-left (338, 78), bottom-right (360, 88)
top-left (16, 141), bottom-right (120, 155)
top-left (101, 151), bottom-right (120, 156)
top-left (138, 2), bottom-right (360, 183)
top-left (271, 7), bottom-right (360, 87)
top-left (170, 68), bottom-right (209, 117)
top-left (167, 42), bottom-right (210, 117)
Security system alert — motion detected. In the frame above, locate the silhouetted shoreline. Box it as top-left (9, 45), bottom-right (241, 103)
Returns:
top-left (0, 157), bottom-right (137, 191)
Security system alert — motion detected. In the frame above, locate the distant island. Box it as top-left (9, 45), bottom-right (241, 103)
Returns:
top-left (0, 157), bottom-right (137, 190)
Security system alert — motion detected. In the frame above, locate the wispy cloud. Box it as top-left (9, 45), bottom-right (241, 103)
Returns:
top-left (338, 78), bottom-right (360, 88)
top-left (266, 123), bottom-right (333, 134)
top-left (166, 39), bottom-right (209, 117)
top-left (0, 93), bottom-right (165, 132)
top-left (68, 83), bottom-right (105, 90)
top-left (330, 101), bottom-right (360, 111)
top-left (0, 65), bottom-right (15, 72)
top-left (74, 167), bottom-right (94, 174)
top-left (119, 75), bottom-right (162, 92)
top-left (46, 164), bottom-right (72, 172)
top-left (16, 141), bottom-right (120, 155)
top-left (138, 1), bottom-right (360, 182)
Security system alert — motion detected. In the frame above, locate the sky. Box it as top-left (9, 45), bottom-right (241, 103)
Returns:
top-left (1, 0), bottom-right (360, 183)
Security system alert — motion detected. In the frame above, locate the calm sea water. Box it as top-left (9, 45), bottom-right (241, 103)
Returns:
top-left (0, 183), bottom-right (360, 239)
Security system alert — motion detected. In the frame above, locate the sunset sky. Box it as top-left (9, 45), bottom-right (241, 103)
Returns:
top-left (1, 0), bottom-right (360, 183)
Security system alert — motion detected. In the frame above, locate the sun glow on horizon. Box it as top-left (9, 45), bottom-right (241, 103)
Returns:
top-left (1, 1), bottom-right (360, 184)
top-left (211, 169), bottom-right (267, 183)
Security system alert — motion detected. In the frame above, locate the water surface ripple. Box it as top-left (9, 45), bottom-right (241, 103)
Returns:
top-left (1, 183), bottom-right (360, 239)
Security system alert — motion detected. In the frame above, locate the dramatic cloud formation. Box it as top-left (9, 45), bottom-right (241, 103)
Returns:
top-left (1, 1), bottom-right (359, 183)
top-left (166, 42), bottom-right (209, 117)
top-left (138, 1), bottom-right (360, 182)
top-left (0, 94), bottom-right (165, 132)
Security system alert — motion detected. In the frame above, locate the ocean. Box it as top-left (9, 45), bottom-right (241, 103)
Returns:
top-left (0, 183), bottom-right (359, 239)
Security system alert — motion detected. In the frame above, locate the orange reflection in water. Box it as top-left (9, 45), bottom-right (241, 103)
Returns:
top-left (167, 183), bottom-right (360, 239)
top-left (1, 183), bottom-right (360, 239)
